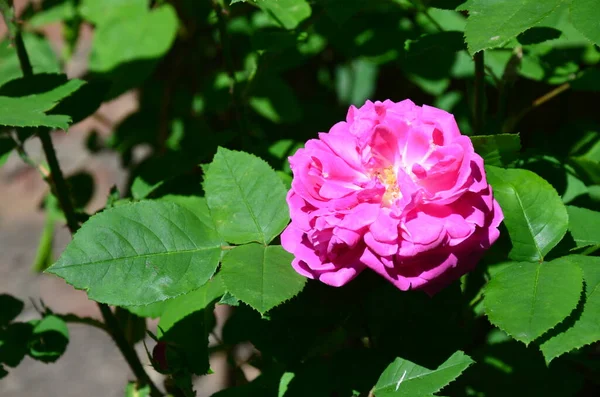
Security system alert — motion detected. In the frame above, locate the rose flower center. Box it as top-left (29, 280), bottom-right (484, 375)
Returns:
top-left (374, 166), bottom-right (401, 206)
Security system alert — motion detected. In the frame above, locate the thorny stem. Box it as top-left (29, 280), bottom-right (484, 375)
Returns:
top-left (0, 2), bottom-right (161, 395)
top-left (473, 51), bottom-right (485, 134)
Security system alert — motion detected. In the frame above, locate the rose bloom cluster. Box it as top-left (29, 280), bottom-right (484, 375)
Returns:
top-left (281, 100), bottom-right (503, 294)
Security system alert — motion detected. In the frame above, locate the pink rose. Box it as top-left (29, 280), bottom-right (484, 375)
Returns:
top-left (281, 99), bottom-right (503, 294)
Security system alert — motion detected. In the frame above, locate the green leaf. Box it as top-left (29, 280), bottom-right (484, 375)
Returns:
top-left (28, 1), bottom-right (77, 28)
top-left (0, 323), bottom-right (33, 367)
top-left (471, 134), bottom-right (521, 166)
top-left (125, 382), bottom-right (151, 397)
top-left (123, 301), bottom-right (166, 319)
top-left (566, 206), bottom-right (600, 249)
top-left (0, 136), bottom-right (12, 167)
top-left (220, 244), bottom-right (306, 314)
top-left (27, 315), bottom-right (69, 363)
top-left (158, 276), bottom-right (225, 375)
top-left (0, 33), bottom-right (61, 87)
top-left (335, 58), bottom-right (378, 107)
top-left (249, 75), bottom-right (302, 123)
top-left (320, 0), bottom-right (365, 25)
top-left (485, 166), bottom-right (568, 262)
top-left (203, 148), bottom-right (289, 245)
top-left (256, 0), bottom-right (312, 30)
top-left (464, 0), bottom-right (564, 55)
top-left (88, 4), bottom-right (178, 73)
top-left (0, 78), bottom-right (85, 130)
top-left (158, 276), bottom-right (225, 333)
top-left (373, 351), bottom-right (474, 396)
top-left (540, 255), bottom-right (600, 362)
top-left (570, 0), bottom-right (600, 47)
top-left (79, 0), bottom-right (148, 25)
top-left (47, 201), bottom-right (222, 306)
top-left (483, 257), bottom-right (583, 345)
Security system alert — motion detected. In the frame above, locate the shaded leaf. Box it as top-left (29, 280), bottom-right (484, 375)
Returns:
top-left (0, 294), bottom-right (24, 327)
top-left (484, 257), bottom-right (583, 345)
top-left (471, 134), bottom-right (521, 166)
top-left (249, 75), bottom-right (302, 123)
top-left (485, 166), bottom-right (568, 262)
top-left (158, 276), bottom-right (225, 375)
top-left (47, 201), bottom-right (222, 306)
top-left (220, 244), bottom-right (306, 314)
top-left (516, 27), bottom-right (562, 45)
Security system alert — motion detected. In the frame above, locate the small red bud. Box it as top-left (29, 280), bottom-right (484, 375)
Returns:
top-left (152, 341), bottom-right (168, 372)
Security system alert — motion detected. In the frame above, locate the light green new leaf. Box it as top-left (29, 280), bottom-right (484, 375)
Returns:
top-left (28, 315), bottom-right (69, 363)
top-left (486, 166), bottom-right (568, 262)
top-left (570, 0), bottom-right (600, 47)
top-left (335, 58), bottom-right (378, 107)
top-left (258, 0), bottom-right (312, 30)
top-left (0, 79), bottom-right (84, 130)
top-left (125, 382), bottom-right (150, 397)
top-left (204, 148), bottom-right (289, 245)
top-left (566, 206), bottom-right (600, 249)
top-left (47, 201), bottom-right (222, 306)
top-left (123, 301), bottom-right (166, 319)
top-left (28, 1), bottom-right (77, 28)
top-left (0, 33), bottom-right (61, 87)
top-left (220, 244), bottom-right (306, 314)
top-left (471, 134), bottom-right (521, 167)
top-left (373, 351), bottom-right (474, 396)
top-left (89, 4), bottom-right (178, 73)
top-left (540, 255), bottom-right (600, 362)
top-left (79, 0), bottom-right (148, 25)
top-left (484, 257), bottom-right (583, 345)
top-left (464, 0), bottom-right (564, 54)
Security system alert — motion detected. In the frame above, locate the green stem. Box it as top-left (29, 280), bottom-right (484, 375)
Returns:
top-left (473, 51), bottom-right (485, 134)
top-left (0, 3), bottom-right (161, 395)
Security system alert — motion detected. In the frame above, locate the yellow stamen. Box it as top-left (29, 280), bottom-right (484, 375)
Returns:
top-left (375, 166), bottom-right (401, 205)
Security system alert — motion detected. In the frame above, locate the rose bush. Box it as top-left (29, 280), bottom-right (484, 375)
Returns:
top-left (281, 99), bottom-right (503, 294)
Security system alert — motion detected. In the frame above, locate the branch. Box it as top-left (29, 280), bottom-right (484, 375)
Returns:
top-left (473, 51), bottom-right (485, 134)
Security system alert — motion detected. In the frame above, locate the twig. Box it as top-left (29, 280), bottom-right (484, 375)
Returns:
top-left (473, 51), bottom-right (485, 134)
top-left (0, 2), bottom-right (162, 395)
top-left (504, 82), bottom-right (570, 132)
